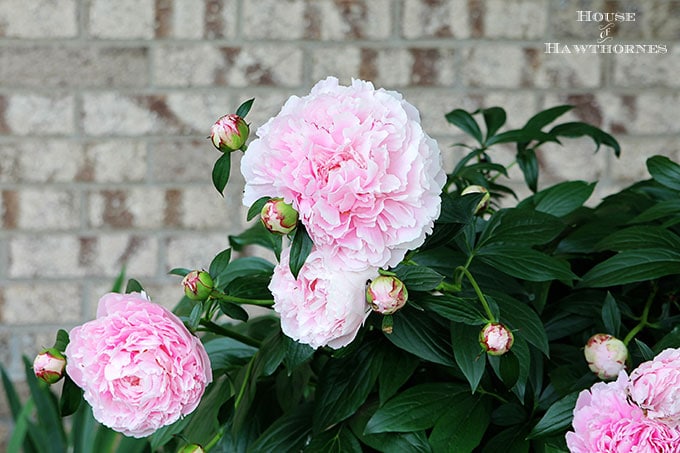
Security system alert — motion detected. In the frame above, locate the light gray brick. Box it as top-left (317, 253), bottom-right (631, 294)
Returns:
top-left (402, 0), bottom-right (471, 38)
top-left (460, 45), bottom-right (524, 88)
top-left (88, 188), bottom-right (165, 229)
top-left (0, 0), bottom-right (77, 38)
top-left (485, 0), bottom-right (548, 39)
top-left (88, 0), bottom-right (155, 39)
top-left (310, 47), bottom-right (362, 83)
top-left (2, 283), bottom-right (82, 325)
top-left (150, 140), bottom-right (216, 183)
top-left (242, 0), bottom-right (306, 40)
top-left (153, 44), bottom-right (224, 87)
top-left (165, 233), bottom-right (235, 272)
top-left (181, 184), bottom-right (248, 230)
top-left (524, 49), bottom-right (601, 88)
top-left (4, 95), bottom-right (75, 136)
top-left (14, 189), bottom-right (80, 230)
top-left (613, 47), bottom-right (680, 88)
top-left (83, 140), bottom-right (148, 182)
top-left (606, 136), bottom-right (680, 182)
top-left (0, 141), bottom-right (84, 183)
top-left (165, 92), bottom-right (246, 134)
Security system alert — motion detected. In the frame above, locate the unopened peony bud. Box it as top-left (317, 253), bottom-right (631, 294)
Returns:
top-left (33, 348), bottom-right (66, 384)
top-left (367, 276), bottom-right (408, 315)
top-left (178, 444), bottom-right (204, 453)
top-left (461, 185), bottom-right (490, 215)
top-left (182, 270), bottom-right (214, 301)
top-left (261, 198), bottom-right (299, 234)
top-left (584, 333), bottom-right (628, 380)
top-left (479, 322), bottom-right (514, 356)
top-left (210, 114), bottom-right (249, 152)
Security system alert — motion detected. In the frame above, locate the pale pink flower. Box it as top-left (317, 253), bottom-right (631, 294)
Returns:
top-left (584, 333), bottom-right (628, 380)
top-left (241, 77), bottom-right (446, 270)
top-left (627, 348), bottom-right (680, 428)
top-left (65, 292), bottom-right (212, 438)
top-left (479, 322), bottom-right (514, 356)
top-left (366, 275), bottom-right (408, 315)
top-left (33, 348), bottom-right (66, 384)
top-left (210, 113), bottom-right (249, 152)
top-left (269, 246), bottom-right (379, 349)
top-left (566, 372), bottom-right (680, 452)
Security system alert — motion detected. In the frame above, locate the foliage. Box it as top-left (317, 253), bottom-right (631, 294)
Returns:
top-left (7, 105), bottom-right (680, 452)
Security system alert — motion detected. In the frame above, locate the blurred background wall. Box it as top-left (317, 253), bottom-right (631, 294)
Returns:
top-left (0, 0), bottom-right (678, 444)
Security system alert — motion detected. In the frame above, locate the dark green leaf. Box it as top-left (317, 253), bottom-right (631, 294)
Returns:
top-left (229, 221), bottom-right (283, 257)
top-left (249, 404), bottom-right (313, 453)
top-left (218, 300), bottom-right (249, 322)
top-left (477, 244), bottom-right (577, 282)
top-left (595, 225), bottom-right (680, 251)
top-left (438, 192), bottom-right (484, 224)
top-left (635, 339), bottom-right (655, 361)
top-left (125, 278), bottom-right (143, 294)
top-left (204, 337), bottom-right (257, 372)
top-left (187, 303), bottom-right (202, 331)
top-left (485, 129), bottom-right (558, 147)
top-left (517, 148), bottom-right (539, 192)
top-left (378, 347), bottom-right (420, 405)
top-left (480, 107), bottom-right (506, 140)
top-left (59, 374), bottom-right (82, 417)
top-left (168, 267), bottom-right (191, 277)
top-left (418, 294), bottom-right (487, 326)
top-left (533, 181), bottom-right (596, 217)
top-left (601, 292), bottom-right (621, 337)
top-left (365, 382), bottom-right (468, 434)
top-left (528, 392), bottom-right (578, 438)
top-left (393, 264), bottom-right (444, 291)
top-left (218, 256), bottom-right (274, 288)
top-left (492, 293), bottom-right (549, 356)
top-left (647, 155), bottom-right (680, 190)
top-left (386, 306), bottom-right (456, 367)
top-left (488, 351), bottom-right (520, 388)
top-left (289, 224), bottom-right (313, 279)
top-left (22, 357), bottom-right (66, 452)
top-left (482, 426), bottom-right (531, 453)
top-left (212, 152), bottom-right (231, 195)
top-left (350, 402), bottom-right (433, 453)
top-left (305, 424), bottom-right (362, 453)
top-left (247, 196), bottom-right (271, 221)
top-left (452, 323), bottom-right (486, 392)
top-left (550, 122), bottom-right (621, 156)
top-left (110, 267), bottom-right (126, 293)
top-left (209, 248), bottom-right (232, 280)
top-left (235, 98), bottom-right (255, 118)
top-left (283, 337), bottom-right (315, 373)
top-left (429, 393), bottom-right (492, 453)
top-left (525, 105), bottom-right (573, 131)
top-left (53, 329), bottom-right (69, 352)
top-left (445, 109), bottom-right (483, 144)
top-left (628, 199), bottom-right (680, 224)
top-left (579, 248), bottom-right (680, 287)
top-left (479, 208), bottom-right (564, 247)
top-left (225, 274), bottom-right (273, 300)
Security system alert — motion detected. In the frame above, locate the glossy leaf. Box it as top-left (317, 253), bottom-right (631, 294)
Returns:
top-left (212, 152), bottom-right (231, 195)
top-left (378, 347), bottom-right (420, 405)
top-left (480, 106), bottom-right (506, 140)
top-left (524, 105), bottom-right (572, 131)
top-left (580, 248), bottom-right (680, 287)
top-left (209, 248), bottom-right (232, 280)
top-left (289, 224), bottom-right (313, 279)
top-left (601, 292), bottom-right (621, 337)
top-left (452, 323), bottom-right (487, 392)
top-left (517, 148), bottom-right (539, 192)
top-left (628, 199), bottom-right (680, 224)
top-left (249, 403), bottom-right (313, 453)
top-left (647, 155), bottom-right (680, 190)
top-left (492, 293), bottom-right (549, 355)
top-left (595, 225), bottom-right (680, 251)
top-left (532, 181), bottom-right (596, 217)
top-left (479, 208), bottom-right (564, 247)
top-left (477, 244), bottom-right (577, 282)
top-left (235, 98), bottom-right (255, 118)
top-left (247, 196), bottom-right (271, 221)
top-left (446, 109), bottom-right (483, 144)
top-left (305, 424), bottom-right (362, 453)
top-left (550, 122), bottom-right (621, 156)
top-left (528, 392), bottom-right (579, 438)
top-left (393, 264), bottom-right (444, 291)
top-left (429, 393), bottom-right (492, 453)
top-left (58, 374), bottom-right (82, 417)
top-left (417, 294), bottom-right (488, 326)
top-left (125, 278), bottom-right (144, 294)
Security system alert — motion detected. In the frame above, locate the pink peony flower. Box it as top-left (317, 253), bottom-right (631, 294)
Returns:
top-left (566, 372), bottom-right (680, 452)
top-left (627, 348), bottom-right (680, 428)
top-left (33, 348), bottom-right (66, 384)
top-left (210, 113), bottom-right (249, 152)
top-left (241, 77), bottom-right (446, 270)
top-left (269, 246), bottom-right (379, 349)
top-left (584, 333), bottom-right (628, 380)
top-left (65, 292), bottom-right (212, 438)
top-left (479, 322), bottom-right (514, 356)
top-left (366, 275), bottom-right (408, 315)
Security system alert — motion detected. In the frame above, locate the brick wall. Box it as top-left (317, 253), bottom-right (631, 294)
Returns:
top-left (0, 0), bottom-right (679, 444)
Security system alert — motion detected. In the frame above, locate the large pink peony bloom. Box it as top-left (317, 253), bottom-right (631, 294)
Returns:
top-left (65, 292), bottom-right (212, 437)
top-left (242, 77), bottom-right (446, 270)
top-left (566, 373), bottom-right (680, 452)
top-left (269, 247), bottom-right (379, 349)
top-left (627, 348), bottom-right (680, 428)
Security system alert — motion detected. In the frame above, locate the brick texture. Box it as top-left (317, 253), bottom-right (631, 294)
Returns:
top-left (0, 1), bottom-right (679, 446)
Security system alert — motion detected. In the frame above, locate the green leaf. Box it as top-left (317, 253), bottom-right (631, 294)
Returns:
top-left (218, 300), bottom-right (249, 322)
top-left (601, 292), bottom-right (621, 337)
top-left (480, 107), bottom-right (506, 140)
top-left (59, 374), bottom-right (82, 417)
top-left (482, 426), bottom-right (531, 453)
top-left (378, 347), bottom-right (420, 405)
top-left (647, 155), bottom-right (680, 190)
top-left (53, 329), bottom-right (70, 352)
top-left (187, 303), bottom-right (202, 331)
top-left (110, 267), bottom-right (126, 293)
top-left (365, 382), bottom-right (468, 434)
top-left (477, 244), bottom-right (577, 282)
top-left (635, 339), bottom-right (656, 361)
top-left (313, 342), bottom-right (382, 433)
top-left (525, 105), bottom-right (573, 131)
top-left (452, 323), bottom-right (487, 393)
top-left (125, 278), bottom-right (143, 294)
top-left (229, 221), bottom-right (283, 258)
top-left (209, 248), bottom-right (232, 281)
top-left (492, 293), bottom-right (549, 356)
top-left (386, 306), bottom-right (456, 367)
top-left (235, 98), bottom-right (255, 118)
top-left (247, 196), bottom-right (271, 221)
top-left (249, 404), bottom-right (313, 453)
top-left (579, 248), bottom-right (680, 288)
top-left (283, 336), bottom-right (316, 373)
top-left (528, 392), bottom-right (579, 438)
top-left (22, 357), bottom-right (66, 452)
top-left (517, 148), bottom-right (539, 193)
top-left (428, 393), bottom-right (492, 453)
top-left (628, 199), bottom-right (680, 224)
top-left (418, 294), bottom-right (487, 325)
top-left (549, 122), bottom-right (621, 156)
top-left (479, 208), bottom-right (564, 247)
top-left (595, 225), bottom-right (680, 251)
top-left (533, 181), bottom-right (596, 217)
top-left (393, 264), bottom-right (444, 291)
top-left (168, 267), bottom-right (191, 277)
top-left (212, 152), bottom-right (231, 195)
top-left (485, 129), bottom-right (557, 147)
top-left (204, 337), bottom-right (257, 372)
top-left (437, 191), bottom-right (484, 224)
top-left (289, 223), bottom-right (313, 279)
top-left (445, 109), bottom-right (483, 144)
top-left (305, 424), bottom-right (362, 453)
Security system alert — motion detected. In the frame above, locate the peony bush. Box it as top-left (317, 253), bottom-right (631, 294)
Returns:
top-left (4, 77), bottom-right (680, 452)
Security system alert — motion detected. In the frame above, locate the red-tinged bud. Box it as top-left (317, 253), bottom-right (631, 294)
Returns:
top-left (261, 198), bottom-right (299, 234)
top-left (479, 322), bottom-right (514, 356)
top-left (584, 333), bottom-right (628, 380)
top-left (178, 444), bottom-right (204, 453)
top-left (182, 270), bottom-right (214, 301)
top-left (461, 185), bottom-right (490, 215)
top-left (210, 114), bottom-right (249, 152)
top-left (367, 276), bottom-right (408, 315)
top-left (33, 348), bottom-right (66, 384)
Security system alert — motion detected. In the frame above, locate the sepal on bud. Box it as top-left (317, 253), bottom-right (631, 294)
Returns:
top-left (261, 198), bottom-right (299, 234)
top-left (182, 270), bottom-right (214, 301)
top-left (210, 114), bottom-right (249, 152)
top-left (584, 333), bottom-right (628, 380)
top-left (33, 348), bottom-right (66, 384)
top-left (479, 322), bottom-right (514, 356)
top-left (367, 276), bottom-right (408, 315)
top-left (461, 185), bottom-right (490, 215)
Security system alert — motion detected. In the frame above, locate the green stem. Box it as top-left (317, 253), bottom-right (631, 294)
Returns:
top-left (204, 427), bottom-right (224, 452)
top-left (210, 290), bottom-right (274, 307)
top-left (456, 266), bottom-right (496, 322)
top-left (198, 320), bottom-right (262, 348)
top-left (623, 283), bottom-right (658, 346)
top-left (477, 388), bottom-right (510, 404)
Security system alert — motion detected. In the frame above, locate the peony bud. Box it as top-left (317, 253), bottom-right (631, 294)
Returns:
top-left (210, 114), bottom-right (249, 152)
top-left (479, 322), bottom-right (514, 356)
top-left (182, 270), bottom-right (214, 301)
top-left (366, 276), bottom-right (408, 315)
top-left (461, 185), bottom-right (490, 215)
top-left (178, 444), bottom-right (204, 453)
top-left (33, 348), bottom-right (66, 384)
top-left (260, 198), bottom-right (299, 234)
top-left (584, 333), bottom-right (628, 380)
